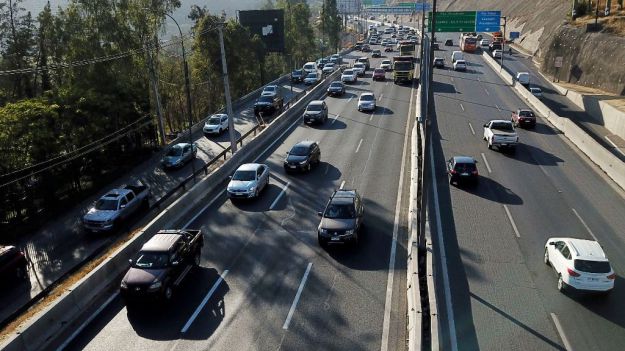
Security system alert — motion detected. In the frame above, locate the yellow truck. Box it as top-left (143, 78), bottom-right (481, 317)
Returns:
top-left (392, 56), bottom-right (414, 84)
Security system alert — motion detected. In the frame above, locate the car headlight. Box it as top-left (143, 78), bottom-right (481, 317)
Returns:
top-left (249, 186), bottom-right (256, 192)
top-left (174, 159), bottom-right (181, 164)
top-left (319, 228), bottom-right (327, 234)
top-left (120, 280), bottom-right (127, 289)
top-left (345, 229), bottom-right (354, 235)
top-left (148, 281), bottom-right (162, 291)
top-left (299, 160), bottom-right (308, 165)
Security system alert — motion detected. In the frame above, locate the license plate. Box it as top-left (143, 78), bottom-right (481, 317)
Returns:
top-left (500, 143), bottom-right (507, 146)
top-left (461, 173), bottom-right (469, 176)
top-left (289, 165), bottom-right (296, 169)
top-left (331, 237), bottom-right (340, 241)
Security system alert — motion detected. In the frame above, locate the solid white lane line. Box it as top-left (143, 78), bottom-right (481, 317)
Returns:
top-left (459, 103), bottom-right (465, 111)
top-left (385, 82), bottom-right (389, 86)
top-left (370, 112), bottom-right (375, 121)
top-left (379, 94), bottom-right (384, 101)
top-left (503, 205), bottom-right (521, 238)
top-left (477, 77), bottom-right (481, 82)
top-left (604, 135), bottom-right (619, 148)
top-left (181, 270), bottom-right (230, 333)
top-left (355, 138), bottom-right (364, 153)
top-left (270, 181), bottom-right (290, 210)
top-left (348, 97), bottom-right (353, 103)
top-left (340, 180), bottom-right (346, 189)
top-left (571, 208), bottom-right (599, 241)
top-left (430, 138), bottom-right (458, 351)
top-left (450, 77), bottom-right (454, 82)
top-left (57, 292), bottom-right (119, 351)
top-left (282, 263), bottom-right (313, 330)
top-left (550, 313), bottom-right (573, 351)
top-left (484, 88), bottom-right (490, 95)
top-left (480, 153), bottom-right (492, 173)
top-left (380, 79), bottom-right (413, 351)
top-left (468, 122), bottom-right (476, 135)
top-left (331, 114), bottom-right (339, 124)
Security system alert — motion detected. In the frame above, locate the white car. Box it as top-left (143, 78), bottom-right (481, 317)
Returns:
top-left (353, 63), bottom-right (366, 76)
top-left (357, 92), bottom-right (376, 112)
top-left (544, 238), bottom-right (615, 293)
top-left (341, 69), bottom-right (357, 83)
top-left (480, 39), bottom-right (489, 46)
top-left (203, 113), bottom-right (229, 135)
top-left (530, 87), bottom-right (543, 98)
top-left (322, 63), bottom-right (336, 74)
top-left (493, 49), bottom-right (503, 59)
top-left (453, 60), bottom-right (467, 71)
top-left (380, 59), bottom-right (392, 71)
top-left (303, 62), bottom-right (317, 74)
top-left (261, 85), bottom-right (279, 97)
top-left (304, 72), bottom-right (320, 85)
top-left (227, 163), bottom-right (270, 199)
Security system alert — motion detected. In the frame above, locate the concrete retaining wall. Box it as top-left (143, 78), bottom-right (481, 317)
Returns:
top-left (0, 67), bottom-right (344, 351)
top-left (482, 51), bottom-right (625, 191)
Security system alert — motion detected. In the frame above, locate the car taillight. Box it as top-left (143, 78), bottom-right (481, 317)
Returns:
top-left (567, 268), bottom-right (580, 277)
top-left (472, 170), bottom-right (478, 175)
top-left (450, 170), bottom-right (457, 174)
top-left (607, 273), bottom-right (616, 280)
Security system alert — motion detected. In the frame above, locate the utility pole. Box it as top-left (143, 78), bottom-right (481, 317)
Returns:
top-left (500, 16), bottom-right (507, 69)
top-left (146, 37), bottom-right (166, 146)
top-left (218, 13), bottom-right (238, 153)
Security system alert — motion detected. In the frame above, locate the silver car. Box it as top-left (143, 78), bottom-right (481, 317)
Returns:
top-left (357, 92), bottom-right (376, 112)
top-left (261, 85), bottom-right (279, 97)
top-left (341, 69), bottom-right (357, 83)
top-left (161, 143), bottom-right (197, 169)
top-left (227, 163), bottom-right (270, 199)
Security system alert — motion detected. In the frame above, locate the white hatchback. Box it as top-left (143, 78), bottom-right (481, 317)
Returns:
top-left (544, 237), bottom-right (615, 294)
top-left (380, 59), bottom-right (392, 71)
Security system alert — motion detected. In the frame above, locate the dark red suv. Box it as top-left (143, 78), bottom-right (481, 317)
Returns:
top-left (0, 246), bottom-right (28, 282)
top-left (373, 68), bottom-right (386, 81)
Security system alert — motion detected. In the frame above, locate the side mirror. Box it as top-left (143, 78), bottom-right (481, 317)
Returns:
top-left (172, 261), bottom-right (180, 266)
top-left (120, 204), bottom-right (126, 209)
top-left (548, 242), bottom-right (556, 246)
top-left (128, 259), bottom-right (133, 265)
top-left (317, 211), bottom-right (323, 217)
top-left (229, 175), bottom-right (233, 179)
top-left (483, 123), bottom-right (489, 128)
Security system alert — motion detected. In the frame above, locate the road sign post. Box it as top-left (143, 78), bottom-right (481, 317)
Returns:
top-left (554, 56), bottom-right (563, 82)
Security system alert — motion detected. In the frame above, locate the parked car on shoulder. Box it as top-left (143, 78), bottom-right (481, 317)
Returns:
top-left (544, 237), bottom-right (614, 294)
top-left (0, 246), bottom-right (28, 281)
top-left (317, 189), bottom-right (364, 247)
top-left (227, 163), bottom-right (270, 199)
top-left (120, 229), bottom-right (203, 303)
top-left (284, 140), bottom-right (321, 173)
top-left (203, 114), bottom-right (229, 135)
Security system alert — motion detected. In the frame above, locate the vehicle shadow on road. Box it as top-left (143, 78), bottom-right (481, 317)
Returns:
top-left (507, 143), bottom-right (564, 167)
top-left (126, 267), bottom-right (229, 341)
top-left (231, 183), bottom-right (286, 213)
top-left (310, 119), bottom-right (348, 131)
top-left (432, 80), bottom-right (457, 94)
top-left (572, 276), bottom-right (625, 331)
top-left (457, 176), bottom-right (524, 205)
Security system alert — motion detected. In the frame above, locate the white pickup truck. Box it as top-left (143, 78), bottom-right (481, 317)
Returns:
top-left (83, 184), bottom-right (150, 232)
top-left (483, 120), bottom-right (518, 152)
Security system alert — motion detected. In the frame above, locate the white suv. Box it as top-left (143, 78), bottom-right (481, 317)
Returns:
top-left (544, 238), bottom-right (615, 294)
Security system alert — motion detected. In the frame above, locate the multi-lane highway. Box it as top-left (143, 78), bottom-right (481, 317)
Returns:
top-left (430, 35), bottom-right (625, 350)
top-left (53, 33), bottom-right (416, 351)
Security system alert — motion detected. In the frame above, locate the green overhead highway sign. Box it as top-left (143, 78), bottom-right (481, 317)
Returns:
top-left (427, 11), bottom-right (476, 32)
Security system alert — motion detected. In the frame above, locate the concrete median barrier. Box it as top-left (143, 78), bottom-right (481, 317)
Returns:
top-left (0, 67), bottom-right (344, 351)
top-left (482, 51), bottom-right (625, 191)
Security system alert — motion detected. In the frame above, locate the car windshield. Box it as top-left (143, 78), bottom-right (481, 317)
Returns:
top-left (95, 198), bottom-right (118, 210)
top-left (307, 73), bottom-right (317, 78)
top-left (454, 163), bottom-right (476, 172)
top-left (324, 64), bottom-right (334, 68)
top-left (232, 170), bottom-right (256, 181)
top-left (258, 96), bottom-right (273, 103)
top-left (394, 62), bottom-right (412, 70)
top-left (330, 82), bottom-right (343, 87)
top-left (382, 60), bottom-right (391, 65)
top-left (343, 69), bottom-right (354, 75)
top-left (304, 64), bottom-right (315, 70)
top-left (208, 117), bottom-right (222, 124)
top-left (492, 122), bottom-right (514, 131)
top-left (290, 146), bottom-right (309, 156)
top-left (375, 69), bottom-right (384, 74)
top-left (354, 63), bottom-right (365, 68)
top-left (360, 95), bottom-right (374, 101)
top-left (166, 145), bottom-right (183, 157)
top-left (133, 251), bottom-right (169, 269)
top-left (519, 110), bottom-right (535, 117)
top-left (307, 104), bottom-right (323, 112)
top-left (292, 70), bottom-right (302, 76)
top-left (574, 259), bottom-right (611, 273)
top-left (263, 86), bottom-right (276, 93)
top-left (324, 203), bottom-right (356, 219)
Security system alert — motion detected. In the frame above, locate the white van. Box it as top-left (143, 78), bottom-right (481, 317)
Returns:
top-left (516, 72), bottom-right (530, 87)
top-left (451, 51), bottom-right (464, 63)
top-left (303, 62), bottom-right (317, 74)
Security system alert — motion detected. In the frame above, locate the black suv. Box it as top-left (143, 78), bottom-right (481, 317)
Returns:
top-left (327, 81), bottom-right (346, 96)
top-left (303, 100), bottom-right (329, 124)
top-left (284, 141), bottom-right (321, 173)
top-left (254, 95), bottom-right (284, 117)
top-left (434, 57), bottom-right (445, 68)
top-left (447, 156), bottom-right (479, 186)
top-left (0, 245), bottom-right (28, 283)
top-left (291, 69), bottom-right (305, 83)
top-left (317, 189), bottom-right (364, 247)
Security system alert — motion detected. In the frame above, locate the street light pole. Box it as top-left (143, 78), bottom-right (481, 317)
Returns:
top-left (164, 13), bottom-right (196, 182)
top-left (500, 16), bottom-right (507, 69)
top-left (217, 14), bottom-right (238, 153)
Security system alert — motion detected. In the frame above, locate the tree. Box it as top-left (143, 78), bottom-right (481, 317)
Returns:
top-left (320, 0), bottom-right (340, 53)
top-left (277, 0), bottom-right (315, 67)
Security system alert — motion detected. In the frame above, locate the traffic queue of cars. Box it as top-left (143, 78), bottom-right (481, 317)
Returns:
top-left (438, 34), bottom-right (616, 297)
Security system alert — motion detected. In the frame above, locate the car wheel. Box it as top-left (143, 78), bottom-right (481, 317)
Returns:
top-left (254, 189), bottom-right (259, 198)
top-left (557, 275), bottom-right (567, 293)
top-left (448, 176), bottom-right (454, 185)
top-left (306, 163), bottom-right (312, 172)
top-left (164, 286), bottom-right (173, 300)
top-left (544, 249), bottom-right (550, 265)
top-left (194, 251), bottom-right (201, 266)
top-left (352, 233), bottom-right (360, 246)
top-left (487, 141), bottom-right (493, 149)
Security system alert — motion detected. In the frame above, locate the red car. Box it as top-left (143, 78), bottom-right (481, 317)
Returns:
top-left (511, 108), bottom-right (536, 128)
top-left (0, 246), bottom-right (28, 282)
top-left (373, 68), bottom-right (386, 81)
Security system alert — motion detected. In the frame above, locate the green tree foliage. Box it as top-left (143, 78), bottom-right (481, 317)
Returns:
top-left (320, 0), bottom-right (341, 53)
top-left (0, 0), bottom-right (36, 99)
top-left (279, 1), bottom-right (316, 68)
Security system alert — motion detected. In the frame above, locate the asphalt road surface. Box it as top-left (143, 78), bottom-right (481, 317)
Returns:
top-left (54, 31), bottom-right (416, 351)
top-left (430, 34), bottom-right (625, 351)
top-left (0, 75), bottom-right (307, 326)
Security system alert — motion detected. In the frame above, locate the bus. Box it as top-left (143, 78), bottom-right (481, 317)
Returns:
top-left (460, 34), bottom-right (477, 52)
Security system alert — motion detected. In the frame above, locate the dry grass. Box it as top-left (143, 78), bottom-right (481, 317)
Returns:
top-left (573, 6), bottom-right (625, 35)
top-left (0, 226), bottom-right (142, 342)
